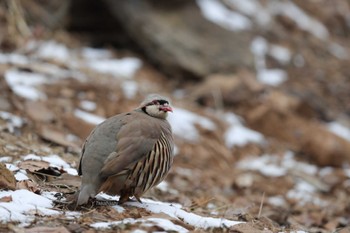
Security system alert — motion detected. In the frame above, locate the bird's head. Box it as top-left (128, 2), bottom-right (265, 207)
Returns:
top-left (139, 94), bottom-right (173, 119)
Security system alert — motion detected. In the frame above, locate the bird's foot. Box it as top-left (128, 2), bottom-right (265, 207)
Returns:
top-left (94, 198), bottom-right (119, 206)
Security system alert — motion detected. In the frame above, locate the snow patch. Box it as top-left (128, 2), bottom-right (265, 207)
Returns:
top-left (36, 40), bottom-right (70, 62)
top-left (79, 100), bottom-right (97, 111)
top-left (287, 180), bottom-right (327, 206)
top-left (74, 109), bottom-right (106, 125)
top-left (5, 69), bottom-right (47, 100)
top-left (82, 47), bottom-right (112, 60)
top-left (167, 108), bottom-right (216, 142)
top-left (328, 43), bottom-right (349, 60)
top-left (22, 154), bottom-right (78, 176)
top-left (270, 1), bottom-right (329, 40)
top-left (224, 112), bottom-right (264, 148)
top-left (0, 111), bottom-right (25, 133)
top-left (88, 57), bottom-right (142, 78)
top-left (0, 190), bottom-right (58, 225)
top-left (0, 53), bottom-right (29, 65)
top-left (196, 0), bottom-right (252, 31)
top-left (327, 121), bottom-right (350, 142)
top-left (269, 45), bottom-right (291, 64)
top-left (256, 69), bottom-right (288, 86)
top-left (251, 37), bottom-right (288, 86)
top-left (126, 198), bottom-right (242, 229)
top-left (92, 218), bottom-right (188, 233)
top-left (237, 151), bottom-right (318, 177)
top-left (121, 80), bottom-right (138, 99)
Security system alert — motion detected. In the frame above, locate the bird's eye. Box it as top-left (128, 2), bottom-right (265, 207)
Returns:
top-left (152, 100), bottom-right (160, 105)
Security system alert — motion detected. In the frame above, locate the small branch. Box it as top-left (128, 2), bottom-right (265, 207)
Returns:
top-left (258, 192), bottom-right (265, 219)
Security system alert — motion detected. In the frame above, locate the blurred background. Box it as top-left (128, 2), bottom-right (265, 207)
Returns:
top-left (0, 0), bottom-right (350, 232)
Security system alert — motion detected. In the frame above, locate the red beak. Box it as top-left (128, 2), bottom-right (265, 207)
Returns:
top-left (160, 106), bottom-right (173, 112)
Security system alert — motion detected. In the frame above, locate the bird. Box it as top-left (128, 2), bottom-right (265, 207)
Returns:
top-left (76, 94), bottom-right (174, 206)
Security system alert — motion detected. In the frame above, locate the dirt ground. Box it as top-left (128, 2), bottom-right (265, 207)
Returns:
top-left (1, 0), bottom-right (350, 232)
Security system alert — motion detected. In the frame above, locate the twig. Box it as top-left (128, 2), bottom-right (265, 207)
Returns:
top-left (258, 192), bottom-right (265, 219)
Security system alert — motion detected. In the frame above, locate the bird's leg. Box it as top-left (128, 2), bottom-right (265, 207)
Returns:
top-left (134, 195), bottom-right (143, 203)
top-left (118, 193), bottom-right (131, 204)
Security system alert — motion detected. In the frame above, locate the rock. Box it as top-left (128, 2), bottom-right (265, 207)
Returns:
top-left (103, 0), bottom-right (254, 78)
top-left (246, 105), bottom-right (350, 167)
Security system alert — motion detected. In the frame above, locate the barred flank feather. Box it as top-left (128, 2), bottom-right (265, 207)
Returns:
top-left (129, 132), bottom-right (173, 197)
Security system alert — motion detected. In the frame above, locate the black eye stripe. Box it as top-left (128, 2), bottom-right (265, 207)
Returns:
top-left (148, 100), bottom-right (169, 106)
top-left (158, 100), bottom-right (169, 105)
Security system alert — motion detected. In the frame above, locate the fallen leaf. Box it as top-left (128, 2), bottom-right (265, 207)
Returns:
top-left (25, 100), bottom-right (55, 122)
top-left (38, 125), bottom-right (80, 150)
top-left (24, 226), bottom-right (70, 233)
top-left (16, 180), bottom-right (41, 194)
top-left (18, 160), bottom-right (50, 173)
top-left (0, 163), bottom-right (16, 190)
top-left (0, 195), bottom-right (12, 202)
top-left (49, 173), bottom-right (81, 188)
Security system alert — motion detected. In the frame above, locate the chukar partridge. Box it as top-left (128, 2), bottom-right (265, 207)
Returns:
top-left (76, 94), bottom-right (174, 205)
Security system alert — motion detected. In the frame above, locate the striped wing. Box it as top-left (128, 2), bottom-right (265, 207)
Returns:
top-left (128, 131), bottom-right (174, 197)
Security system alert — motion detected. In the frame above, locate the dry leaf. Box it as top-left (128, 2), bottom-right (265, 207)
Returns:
top-left (18, 160), bottom-right (50, 173)
top-left (24, 226), bottom-right (70, 233)
top-left (0, 163), bottom-right (16, 190)
top-left (16, 180), bottom-right (41, 194)
top-left (49, 173), bottom-right (81, 188)
top-left (0, 195), bottom-right (12, 202)
top-left (25, 100), bottom-right (55, 122)
top-left (18, 160), bottom-right (62, 177)
top-left (38, 125), bottom-right (80, 150)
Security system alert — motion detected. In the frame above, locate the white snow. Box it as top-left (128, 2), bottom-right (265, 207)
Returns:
top-left (0, 190), bottom-right (59, 225)
top-left (270, 1), bottom-right (329, 40)
top-left (14, 171), bottom-right (29, 181)
top-left (268, 195), bottom-right (287, 207)
top-left (224, 112), bottom-right (264, 148)
top-left (256, 69), bottom-right (288, 86)
top-left (251, 37), bottom-right (288, 86)
top-left (328, 43), bottom-right (349, 60)
top-left (87, 57), bottom-right (142, 78)
top-left (0, 53), bottom-right (29, 65)
top-left (79, 100), bottom-right (97, 111)
top-left (287, 179), bottom-right (327, 206)
top-left (226, 0), bottom-right (259, 16)
top-left (92, 218), bottom-right (188, 233)
top-left (126, 198), bottom-right (242, 229)
top-left (22, 154), bottom-right (78, 176)
top-left (196, 0), bottom-right (252, 31)
top-left (5, 163), bottom-right (19, 171)
top-left (0, 111), bottom-right (25, 133)
top-left (237, 151), bottom-right (318, 177)
top-left (226, 0), bottom-right (270, 26)
top-left (36, 40), bottom-right (70, 62)
top-left (225, 124), bottom-right (264, 148)
top-left (82, 47), bottom-right (112, 60)
top-left (199, 0), bottom-right (329, 41)
top-left (121, 80), bottom-right (138, 99)
top-left (5, 162), bottom-right (28, 181)
top-left (251, 36), bottom-right (269, 59)
top-left (90, 194), bottom-right (242, 231)
top-left (269, 45), bottom-right (291, 64)
top-left (167, 108), bottom-right (216, 142)
top-left (4, 69), bottom-right (47, 100)
top-left (0, 157), bottom-right (12, 162)
top-left (327, 121), bottom-right (350, 142)
top-left (74, 109), bottom-right (106, 125)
